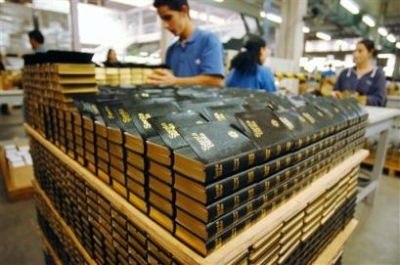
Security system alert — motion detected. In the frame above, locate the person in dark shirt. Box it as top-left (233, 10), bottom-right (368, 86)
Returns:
top-left (333, 39), bottom-right (386, 106)
top-left (225, 35), bottom-right (276, 92)
top-left (103, 49), bottom-right (122, 67)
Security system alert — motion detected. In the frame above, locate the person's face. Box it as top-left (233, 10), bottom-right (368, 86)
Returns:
top-left (353, 43), bottom-right (372, 65)
top-left (259, 46), bottom-right (267, 65)
top-left (29, 38), bottom-right (38, 50)
top-left (157, 5), bottom-right (188, 36)
top-left (108, 50), bottom-right (117, 62)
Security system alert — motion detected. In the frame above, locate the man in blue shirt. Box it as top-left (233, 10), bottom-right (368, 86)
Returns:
top-left (149, 0), bottom-right (224, 86)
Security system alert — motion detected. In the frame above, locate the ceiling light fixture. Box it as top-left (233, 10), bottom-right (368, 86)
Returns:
top-left (396, 42), bottom-right (400, 49)
top-left (260, 11), bottom-right (266, 18)
top-left (387, 34), bottom-right (396, 43)
top-left (340, 0), bottom-right (360, 14)
top-left (378, 27), bottom-right (388, 36)
top-left (110, 0), bottom-right (152, 7)
top-left (213, 0), bottom-right (224, 2)
top-left (265, 13), bottom-right (282, 24)
top-left (362, 15), bottom-right (375, 27)
top-left (316, 32), bottom-right (331, 41)
top-left (303, 27), bottom-right (310, 33)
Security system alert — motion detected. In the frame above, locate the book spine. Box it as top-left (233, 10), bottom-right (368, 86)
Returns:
top-left (204, 149), bottom-right (259, 184)
top-left (205, 214), bottom-right (257, 254)
top-left (204, 167), bottom-right (262, 204)
top-left (206, 198), bottom-right (260, 239)
top-left (207, 184), bottom-right (260, 222)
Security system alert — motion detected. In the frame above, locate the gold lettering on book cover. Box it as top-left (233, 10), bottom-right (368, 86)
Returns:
top-left (233, 177), bottom-right (239, 190)
top-left (228, 130), bottom-right (239, 138)
top-left (247, 204), bottom-right (253, 214)
top-left (233, 211), bottom-right (239, 222)
top-left (161, 123), bottom-right (179, 139)
top-left (214, 112), bottom-right (226, 121)
top-left (138, 113), bottom-right (152, 129)
top-left (118, 109), bottom-right (132, 123)
top-left (248, 153), bottom-right (255, 165)
top-left (265, 148), bottom-right (271, 160)
top-left (246, 120), bottom-right (263, 138)
top-left (217, 204), bottom-right (224, 216)
top-left (214, 164), bottom-right (223, 178)
top-left (302, 112), bottom-right (315, 124)
top-left (248, 188), bottom-right (255, 199)
top-left (276, 160), bottom-right (281, 171)
top-left (233, 157), bottom-right (240, 171)
top-left (215, 238), bottom-right (223, 249)
top-left (245, 219), bottom-right (252, 229)
top-left (279, 117), bottom-right (294, 130)
top-left (215, 184), bottom-right (223, 198)
top-left (286, 141), bottom-right (292, 151)
top-left (216, 220), bottom-right (224, 233)
top-left (247, 171), bottom-right (254, 183)
top-left (277, 144), bottom-right (282, 155)
top-left (263, 180), bottom-right (270, 191)
top-left (234, 195), bottom-right (240, 208)
top-left (105, 106), bottom-right (114, 119)
top-left (263, 165), bottom-right (270, 177)
top-left (286, 156), bottom-right (291, 165)
top-left (271, 119), bottom-right (279, 127)
top-left (276, 175), bottom-right (281, 184)
top-left (192, 133), bottom-right (215, 151)
top-left (231, 228), bottom-right (237, 237)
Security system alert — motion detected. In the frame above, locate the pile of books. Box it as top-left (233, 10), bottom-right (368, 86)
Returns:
top-left (95, 65), bottom-right (166, 86)
top-left (66, 86), bottom-right (366, 257)
top-left (22, 51), bottom-right (97, 137)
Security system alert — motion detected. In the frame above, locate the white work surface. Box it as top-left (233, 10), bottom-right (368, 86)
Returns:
top-left (358, 106), bottom-right (400, 204)
top-left (0, 90), bottom-right (23, 106)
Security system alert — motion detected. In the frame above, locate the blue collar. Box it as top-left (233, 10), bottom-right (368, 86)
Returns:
top-left (178, 28), bottom-right (200, 45)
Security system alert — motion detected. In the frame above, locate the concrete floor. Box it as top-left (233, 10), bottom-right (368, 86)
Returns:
top-left (0, 109), bottom-right (399, 265)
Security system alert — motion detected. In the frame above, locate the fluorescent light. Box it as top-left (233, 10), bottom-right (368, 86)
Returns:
top-left (396, 42), bottom-right (400, 49)
top-left (110, 0), bottom-right (152, 7)
top-left (336, 40), bottom-right (347, 46)
top-left (316, 32), bottom-right (331, 41)
top-left (189, 10), bottom-right (199, 19)
top-left (340, 0), bottom-right (360, 14)
top-left (303, 27), bottom-right (310, 33)
top-left (362, 15), bottom-right (375, 27)
top-left (260, 11), bottom-right (266, 18)
top-left (266, 13), bottom-right (282, 24)
top-left (387, 34), bottom-right (396, 43)
top-left (378, 27), bottom-right (388, 36)
top-left (140, 52), bottom-right (149, 57)
top-left (214, 0), bottom-right (224, 2)
top-left (377, 53), bottom-right (392, 59)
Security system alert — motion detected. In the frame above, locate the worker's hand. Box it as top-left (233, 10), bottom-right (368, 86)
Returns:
top-left (147, 69), bottom-right (177, 86)
top-left (355, 95), bottom-right (367, 105)
top-left (331, 91), bottom-right (343, 99)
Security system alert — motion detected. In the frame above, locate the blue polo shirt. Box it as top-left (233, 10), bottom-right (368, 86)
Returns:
top-left (166, 28), bottom-right (224, 78)
top-left (226, 65), bottom-right (276, 92)
top-left (334, 67), bottom-right (386, 106)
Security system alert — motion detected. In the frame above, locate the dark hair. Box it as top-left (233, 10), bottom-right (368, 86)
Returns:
top-left (153, 0), bottom-right (188, 10)
top-left (230, 35), bottom-right (266, 74)
top-left (358, 39), bottom-right (377, 57)
top-left (107, 49), bottom-right (115, 59)
top-left (28, 30), bottom-right (44, 44)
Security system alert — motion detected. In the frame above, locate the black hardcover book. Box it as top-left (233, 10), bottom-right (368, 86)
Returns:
top-left (174, 166), bottom-right (264, 205)
top-left (296, 104), bottom-right (334, 139)
top-left (174, 121), bottom-right (259, 184)
top-left (235, 109), bottom-right (294, 161)
top-left (176, 197), bottom-right (260, 241)
top-left (310, 97), bottom-right (348, 132)
top-left (126, 102), bottom-right (181, 139)
top-left (175, 213), bottom-right (256, 256)
top-left (176, 183), bottom-right (260, 223)
top-left (274, 109), bottom-right (316, 150)
top-left (202, 104), bottom-right (246, 129)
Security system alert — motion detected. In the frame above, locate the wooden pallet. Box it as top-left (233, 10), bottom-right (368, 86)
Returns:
top-left (362, 155), bottom-right (400, 177)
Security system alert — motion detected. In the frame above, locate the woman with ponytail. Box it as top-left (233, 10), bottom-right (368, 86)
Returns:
top-left (226, 35), bottom-right (276, 92)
